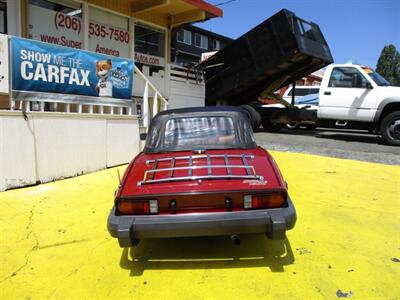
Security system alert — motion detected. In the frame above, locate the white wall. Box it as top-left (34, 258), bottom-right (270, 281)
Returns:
top-left (106, 118), bottom-right (139, 167)
top-left (132, 64), bottom-right (205, 110)
top-left (0, 112), bottom-right (37, 190)
top-left (33, 116), bottom-right (107, 182)
top-left (0, 111), bottom-right (139, 191)
top-left (169, 80), bottom-right (205, 109)
top-left (167, 64), bottom-right (205, 109)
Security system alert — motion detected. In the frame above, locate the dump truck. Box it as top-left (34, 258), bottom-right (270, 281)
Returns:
top-left (200, 9), bottom-right (333, 128)
top-left (200, 9), bottom-right (400, 146)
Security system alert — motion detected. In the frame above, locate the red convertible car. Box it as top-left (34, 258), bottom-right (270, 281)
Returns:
top-left (107, 107), bottom-right (296, 247)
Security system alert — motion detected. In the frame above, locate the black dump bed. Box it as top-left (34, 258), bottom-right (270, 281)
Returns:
top-left (200, 9), bottom-right (333, 106)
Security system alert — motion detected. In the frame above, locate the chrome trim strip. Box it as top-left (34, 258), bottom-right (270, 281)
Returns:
top-left (242, 154), bottom-right (252, 176)
top-left (149, 160), bottom-right (158, 180)
top-left (224, 154), bottom-right (231, 176)
top-left (140, 153), bottom-right (259, 186)
top-left (189, 156), bottom-right (193, 176)
top-left (146, 165), bottom-right (255, 174)
top-left (138, 174), bottom-right (263, 185)
top-left (169, 157), bottom-right (175, 178)
top-left (146, 154), bottom-right (254, 164)
top-left (207, 155), bottom-right (211, 176)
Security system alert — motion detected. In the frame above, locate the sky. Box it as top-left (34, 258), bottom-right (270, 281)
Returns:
top-left (194, 0), bottom-right (400, 69)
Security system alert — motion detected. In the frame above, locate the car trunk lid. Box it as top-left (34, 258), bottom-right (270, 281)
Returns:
top-left (117, 148), bottom-right (287, 214)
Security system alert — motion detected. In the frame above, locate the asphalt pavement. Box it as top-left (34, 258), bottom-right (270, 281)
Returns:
top-left (255, 128), bottom-right (400, 165)
top-left (1, 152), bottom-right (399, 299)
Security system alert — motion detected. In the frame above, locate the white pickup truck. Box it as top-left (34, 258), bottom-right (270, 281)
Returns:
top-left (256, 63), bottom-right (400, 145)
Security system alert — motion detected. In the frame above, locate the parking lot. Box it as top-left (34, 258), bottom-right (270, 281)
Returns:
top-left (255, 128), bottom-right (400, 165)
top-left (1, 148), bottom-right (399, 299)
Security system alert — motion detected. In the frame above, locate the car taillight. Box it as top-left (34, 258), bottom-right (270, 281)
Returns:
top-left (243, 193), bottom-right (285, 209)
top-left (117, 200), bottom-right (158, 215)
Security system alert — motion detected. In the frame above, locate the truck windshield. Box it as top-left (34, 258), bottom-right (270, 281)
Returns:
top-left (362, 67), bottom-right (390, 86)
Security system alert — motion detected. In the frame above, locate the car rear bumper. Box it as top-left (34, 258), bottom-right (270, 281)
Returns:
top-left (107, 197), bottom-right (296, 247)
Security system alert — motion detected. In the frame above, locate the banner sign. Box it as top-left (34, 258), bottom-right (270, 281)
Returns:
top-left (11, 37), bottom-right (134, 99)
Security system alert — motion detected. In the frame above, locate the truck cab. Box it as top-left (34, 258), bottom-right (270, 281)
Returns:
top-left (318, 64), bottom-right (400, 145)
top-left (319, 64), bottom-right (394, 121)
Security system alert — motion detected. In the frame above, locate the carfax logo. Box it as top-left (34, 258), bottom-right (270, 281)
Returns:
top-left (19, 50), bottom-right (90, 86)
top-left (95, 59), bottom-right (130, 97)
top-left (110, 68), bottom-right (129, 89)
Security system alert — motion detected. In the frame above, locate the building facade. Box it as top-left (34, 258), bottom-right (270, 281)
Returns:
top-left (0, 0), bottom-right (222, 109)
top-left (171, 25), bottom-right (233, 66)
top-left (0, 0), bottom-right (223, 191)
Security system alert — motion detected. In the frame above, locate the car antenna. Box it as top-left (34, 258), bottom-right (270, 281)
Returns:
top-left (117, 169), bottom-right (121, 185)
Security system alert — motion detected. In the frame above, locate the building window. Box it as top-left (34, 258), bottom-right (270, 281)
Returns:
top-left (177, 29), bottom-right (191, 45)
top-left (194, 33), bottom-right (208, 49)
top-left (212, 39), bottom-right (220, 50)
top-left (28, 0), bottom-right (83, 49)
top-left (328, 67), bottom-right (369, 88)
top-left (135, 23), bottom-right (165, 58)
top-left (88, 6), bottom-right (130, 58)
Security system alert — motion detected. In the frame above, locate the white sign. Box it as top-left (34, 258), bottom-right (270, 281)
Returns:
top-left (0, 34), bottom-right (9, 94)
top-left (28, 5), bottom-right (84, 49)
top-left (134, 52), bottom-right (165, 66)
top-left (88, 20), bottom-right (130, 58)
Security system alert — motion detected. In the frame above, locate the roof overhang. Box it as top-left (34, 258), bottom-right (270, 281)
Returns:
top-left (131, 0), bottom-right (223, 28)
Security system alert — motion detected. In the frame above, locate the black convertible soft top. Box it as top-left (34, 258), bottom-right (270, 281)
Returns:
top-left (143, 106), bottom-right (257, 154)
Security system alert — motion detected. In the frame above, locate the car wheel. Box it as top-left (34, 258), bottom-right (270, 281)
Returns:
top-left (241, 105), bottom-right (261, 130)
top-left (380, 111), bottom-right (400, 146)
top-left (286, 122), bottom-right (299, 130)
top-left (262, 120), bottom-right (283, 132)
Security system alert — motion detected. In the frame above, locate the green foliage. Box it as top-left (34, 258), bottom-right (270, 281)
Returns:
top-left (376, 44), bottom-right (400, 86)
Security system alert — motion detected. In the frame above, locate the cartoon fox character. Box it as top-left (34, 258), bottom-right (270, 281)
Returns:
top-left (96, 59), bottom-right (113, 97)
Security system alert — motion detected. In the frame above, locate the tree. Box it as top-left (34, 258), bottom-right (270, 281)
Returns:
top-left (376, 44), bottom-right (400, 86)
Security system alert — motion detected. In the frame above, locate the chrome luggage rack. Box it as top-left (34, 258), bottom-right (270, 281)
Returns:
top-left (138, 154), bottom-right (264, 186)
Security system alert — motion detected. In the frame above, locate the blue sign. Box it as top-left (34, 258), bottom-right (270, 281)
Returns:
top-left (11, 37), bottom-right (134, 99)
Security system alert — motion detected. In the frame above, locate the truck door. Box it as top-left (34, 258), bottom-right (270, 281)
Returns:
top-left (318, 66), bottom-right (377, 121)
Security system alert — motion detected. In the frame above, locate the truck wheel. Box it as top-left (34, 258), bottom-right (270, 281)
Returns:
top-left (262, 120), bottom-right (283, 132)
top-left (380, 111), bottom-right (400, 146)
top-left (241, 105), bottom-right (261, 130)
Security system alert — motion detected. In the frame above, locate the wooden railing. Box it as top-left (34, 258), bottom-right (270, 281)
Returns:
top-left (135, 65), bottom-right (168, 129)
top-left (168, 64), bottom-right (204, 85)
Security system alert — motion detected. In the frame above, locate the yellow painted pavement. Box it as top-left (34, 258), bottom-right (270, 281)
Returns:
top-left (0, 151), bottom-right (399, 300)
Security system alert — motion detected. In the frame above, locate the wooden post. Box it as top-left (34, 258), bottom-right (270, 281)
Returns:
top-left (143, 82), bottom-right (149, 127)
top-left (152, 92), bottom-right (158, 118)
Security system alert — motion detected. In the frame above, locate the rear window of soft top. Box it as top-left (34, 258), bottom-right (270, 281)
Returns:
top-left (164, 116), bottom-right (236, 147)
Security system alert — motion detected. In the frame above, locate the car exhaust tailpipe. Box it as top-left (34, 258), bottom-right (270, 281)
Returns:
top-left (231, 235), bottom-right (241, 245)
